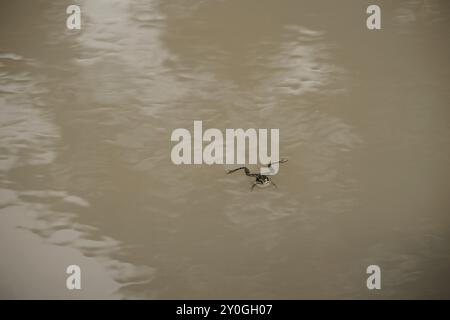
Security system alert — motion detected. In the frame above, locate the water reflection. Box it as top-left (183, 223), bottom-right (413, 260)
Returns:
top-left (1, 0), bottom-right (449, 299)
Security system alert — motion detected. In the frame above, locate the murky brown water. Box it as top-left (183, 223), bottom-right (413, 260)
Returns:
top-left (1, 0), bottom-right (450, 299)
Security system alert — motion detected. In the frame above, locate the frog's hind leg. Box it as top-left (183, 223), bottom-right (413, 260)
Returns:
top-left (251, 182), bottom-right (258, 191)
top-left (266, 158), bottom-right (288, 168)
top-left (227, 167), bottom-right (254, 177)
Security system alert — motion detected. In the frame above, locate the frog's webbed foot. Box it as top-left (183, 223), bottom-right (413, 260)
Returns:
top-left (251, 182), bottom-right (257, 191)
top-left (271, 180), bottom-right (278, 189)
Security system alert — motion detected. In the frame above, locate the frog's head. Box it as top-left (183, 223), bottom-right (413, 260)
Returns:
top-left (256, 174), bottom-right (271, 185)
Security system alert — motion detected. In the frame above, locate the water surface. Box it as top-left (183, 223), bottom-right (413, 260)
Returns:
top-left (1, 0), bottom-right (449, 299)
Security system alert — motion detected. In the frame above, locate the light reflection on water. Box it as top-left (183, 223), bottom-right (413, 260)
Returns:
top-left (0, 0), bottom-right (449, 299)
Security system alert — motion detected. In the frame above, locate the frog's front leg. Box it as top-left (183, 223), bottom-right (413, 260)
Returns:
top-left (271, 180), bottom-right (278, 189)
